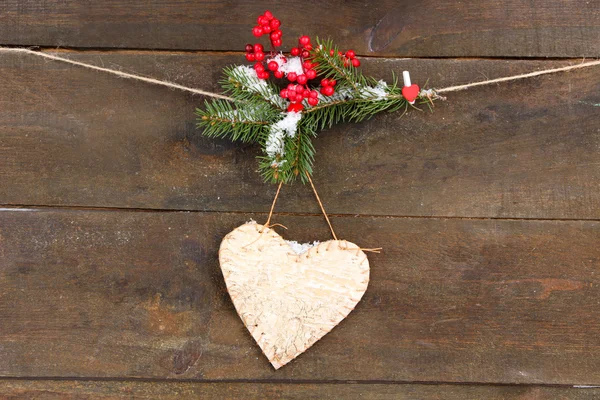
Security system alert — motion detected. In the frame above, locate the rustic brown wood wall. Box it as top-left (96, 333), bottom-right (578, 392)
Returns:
top-left (0, 1), bottom-right (599, 398)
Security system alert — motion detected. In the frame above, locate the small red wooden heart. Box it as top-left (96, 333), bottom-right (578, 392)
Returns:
top-left (402, 84), bottom-right (420, 103)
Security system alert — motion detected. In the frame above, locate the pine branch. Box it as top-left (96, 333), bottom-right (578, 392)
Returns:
top-left (259, 122), bottom-right (316, 184)
top-left (311, 38), bottom-right (373, 91)
top-left (221, 65), bottom-right (287, 110)
top-left (299, 38), bottom-right (418, 130)
top-left (196, 41), bottom-right (436, 185)
top-left (196, 99), bottom-right (277, 143)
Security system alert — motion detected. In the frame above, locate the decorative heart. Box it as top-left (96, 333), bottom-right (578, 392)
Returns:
top-left (402, 84), bottom-right (420, 103)
top-left (219, 222), bottom-right (370, 369)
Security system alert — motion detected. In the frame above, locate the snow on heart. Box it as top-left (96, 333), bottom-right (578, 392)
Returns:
top-left (218, 221), bottom-right (369, 369)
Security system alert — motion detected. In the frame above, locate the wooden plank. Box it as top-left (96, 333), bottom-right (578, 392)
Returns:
top-left (0, 52), bottom-right (598, 219)
top-left (0, 380), bottom-right (598, 400)
top-left (1, 209), bottom-right (599, 384)
top-left (0, 1), bottom-right (598, 57)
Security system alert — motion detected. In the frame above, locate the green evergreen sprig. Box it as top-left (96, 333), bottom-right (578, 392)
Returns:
top-left (197, 38), bottom-right (435, 184)
top-left (196, 99), bottom-right (277, 143)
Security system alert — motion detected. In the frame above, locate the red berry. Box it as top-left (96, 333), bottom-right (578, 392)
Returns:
top-left (321, 78), bottom-right (329, 86)
top-left (344, 59), bottom-right (350, 67)
top-left (272, 39), bottom-right (282, 47)
top-left (299, 35), bottom-right (311, 46)
top-left (329, 79), bottom-right (336, 86)
top-left (302, 89), bottom-right (311, 98)
top-left (329, 49), bottom-right (335, 56)
top-left (308, 97), bottom-right (319, 106)
top-left (287, 103), bottom-right (304, 112)
top-left (338, 51), bottom-right (343, 56)
top-left (295, 85), bottom-right (304, 93)
top-left (252, 26), bottom-right (263, 37)
top-left (264, 10), bottom-right (273, 20)
top-left (245, 53), bottom-right (256, 62)
top-left (290, 47), bottom-right (300, 56)
top-left (309, 90), bottom-right (319, 98)
top-left (262, 25), bottom-right (272, 34)
top-left (272, 29), bottom-right (282, 38)
top-left (287, 72), bottom-right (297, 81)
top-left (255, 52), bottom-right (265, 61)
top-left (295, 93), bottom-right (303, 102)
top-left (280, 89), bottom-right (289, 98)
top-left (274, 70), bottom-right (284, 78)
top-left (261, 71), bottom-right (270, 79)
top-left (323, 86), bottom-right (334, 96)
top-left (301, 50), bottom-right (310, 59)
top-left (254, 43), bottom-right (264, 53)
top-left (270, 19), bottom-right (280, 29)
top-left (245, 44), bottom-right (254, 53)
top-left (268, 61), bottom-right (279, 71)
top-left (306, 69), bottom-right (316, 80)
top-left (303, 61), bottom-right (312, 70)
top-left (258, 16), bottom-right (268, 26)
top-left (287, 83), bottom-right (296, 90)
top-left (346, 50), bottom-right (356, 59)
top-left (352, 58), bottom-right (361, 67)
top-left (255, 65), bottom-right (265, 74)
top-left (304, 44), bottom-right (313, 51)
top-left (297, 74), bottom-right (308, 85)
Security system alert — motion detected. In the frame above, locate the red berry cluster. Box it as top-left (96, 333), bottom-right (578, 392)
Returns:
top-left (280, 85), bottom-right (320, 112)
top-left (252, 58), bottom-right (271, 80)
top-left (290, 36), bottom-right (313, 59)
top-left (245, 43), bottom-right (265, 62)
top-left (319, 78), bottom-right (336, 96)
top-left (246, 11), bottom-right (361, 112)
top-left (326, 48), bottom-right (360, 68)
top-left (277, 35), bottom-right (325, 111)
top-left (252, 10), bottom-right (282, 48)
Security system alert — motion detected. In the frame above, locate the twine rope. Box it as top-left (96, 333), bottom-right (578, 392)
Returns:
top-left (435, 59), bottom-right (600, 93)
top-left (305, 172), bottom-right (338, 241)
top-left (263, 177), bottom-right (382, 252)
top-left (264, 180), bottom-right (284, 230)
top-left (262, 173), bottom-right (338, 240)
top-left (3, 47), bottom-right (599, 247)
top-left (1, 47), bottom-right (598, 100)
top-left (0, 47), bottom-right (234, 100)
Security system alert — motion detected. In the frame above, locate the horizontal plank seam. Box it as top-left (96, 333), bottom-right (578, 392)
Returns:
top-left (0, 376), bottom-right (597, 388)
top-left (0, 204), bottom-right (598, 222)
top-left (0, 44), bottom-right (594, 61)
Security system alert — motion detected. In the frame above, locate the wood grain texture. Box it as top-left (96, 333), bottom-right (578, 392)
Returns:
top-left (1, 209), bottom-right (599, 384)
top-left (0, 380), bottom-right (598, 400)
top-left (0, 52), bottom-right (598, 219)
top-left (0, 1), bottom-right (598, 57)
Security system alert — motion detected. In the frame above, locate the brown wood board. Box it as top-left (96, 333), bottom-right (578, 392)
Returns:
top-left (0, 1), bottom-right (598, 57)
top-left (0, 380), bottom-right (598, 400)
top-left (0, 52), bottom-right (598, 219)
top-left (0, 209), bottom-right (599, 384)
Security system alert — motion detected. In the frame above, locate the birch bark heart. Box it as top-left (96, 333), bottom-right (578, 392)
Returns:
top-left (219, 222), bottom-right (370, 369)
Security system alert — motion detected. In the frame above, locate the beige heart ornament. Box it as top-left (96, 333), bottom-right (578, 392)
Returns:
top-left (219, 222), bottom-right (370, 369)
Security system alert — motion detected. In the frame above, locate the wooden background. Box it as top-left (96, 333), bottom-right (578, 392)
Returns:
top-left (0, 1), bottom-right (599, 398)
